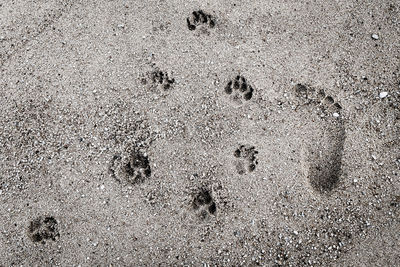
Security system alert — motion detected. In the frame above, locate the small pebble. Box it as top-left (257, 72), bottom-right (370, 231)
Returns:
top-left (333, 113), bottom-right (340, 118)
top-left (371, 34), bottom-right (379, 40)
top-left (379, 92), bottom-right (388, 98)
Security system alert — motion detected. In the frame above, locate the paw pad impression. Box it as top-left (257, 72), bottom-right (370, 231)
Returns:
top-left (234, 144), bottom-right (258, 174)
top-left (192, 188), bottom-right (217, 220)
top-left (187, 10), bottom-right (215, 31)
top-left (27, 216), bottom-right (59, 243)
top-left (225, 75), bottom-right (254, 104)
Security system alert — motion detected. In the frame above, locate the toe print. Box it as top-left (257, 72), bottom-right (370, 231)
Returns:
top-left (234, 145), bottom-right (258, 175)
top-left (294, 83), bottom-right (342, 117)
top-left (225, 81), bottom-right (233, 94)
top-left (110, 147), bottom-right (151, 185)
top-left (293, 83), bottom-right (345, 193)
top-left (187, 10), bottom-right (215, 31)
top-left (27, 216), bottom-right (59, 243)
top-left (323, 96), bottom-right (335, 105)
top-left (224, 75), bottom-right (254, 105)
top-left (192, 188), bottom-right (217, 220)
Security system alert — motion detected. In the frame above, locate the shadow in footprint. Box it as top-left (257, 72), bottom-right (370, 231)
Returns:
top-left (303, 128), bottom-right (345, 193)
top-left (293, 83), bottom-right (346, 194)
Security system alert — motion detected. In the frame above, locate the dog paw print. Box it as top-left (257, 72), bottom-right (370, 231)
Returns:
top-left (141, 69), bottom-right (175, 91)
top-left (192, 188), bottom-right (217, 220)
top-left (187, 10), bottom-right (215, 31)
top-left (110, 148), bottom-right (151, 185)
top-left (224, 75), bottom-right (254, 105)
top-left (27, 216), bottom-right (59, 243)
top-left (234, 145), bottom-right (258, 174)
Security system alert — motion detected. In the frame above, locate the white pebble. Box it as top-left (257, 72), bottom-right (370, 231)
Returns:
top-left (371, 34), bottom-right (379, 40)
top-left (100, 185), bottom-right (105, 190)
top-left (379, 92), bottom-right (388, 98)
top-left (333, 112), bottom-right (340, 118)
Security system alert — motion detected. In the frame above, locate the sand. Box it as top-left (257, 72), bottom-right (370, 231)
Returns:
top-left (0, 0), bottom-right (399, 266)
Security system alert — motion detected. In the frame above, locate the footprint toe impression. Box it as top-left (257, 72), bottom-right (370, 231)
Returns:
top-left (294, 84), bottom-right (346, 194)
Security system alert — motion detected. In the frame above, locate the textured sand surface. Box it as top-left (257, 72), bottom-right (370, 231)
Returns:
top-left (1, 0), bottom-right (399, 266)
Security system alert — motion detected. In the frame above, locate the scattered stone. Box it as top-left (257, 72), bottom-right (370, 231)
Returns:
top-left (379, 92), bottom-right (388, 98)
top-left (371, 34), bottom-right (379, 40)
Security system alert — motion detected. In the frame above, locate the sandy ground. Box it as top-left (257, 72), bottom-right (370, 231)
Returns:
top-left (0, 0), bottom-right (399, 266)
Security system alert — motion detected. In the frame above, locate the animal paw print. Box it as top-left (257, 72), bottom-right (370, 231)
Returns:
top-left (27, 216), bottom-right (59, 243)
top-left (141, 69), bottom-right (175, 91)
top-left (234, 145), bottom-right (258, 175)
top-left (225, 75), bottom-right (254, 105)
top-left (151, 70), bottom-right (175, 90)
top-left (110, 148), bottom-right (151, 185)
top-left (192, 188), bottom-right (217, 220)
top-left (294, 83), bottom-right (342, 117)
top-left (187, 10), bottom-right (215, 31)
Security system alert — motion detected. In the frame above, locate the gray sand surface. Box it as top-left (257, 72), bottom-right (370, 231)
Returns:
top-left (1, 0), bottom-right (399, 266)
